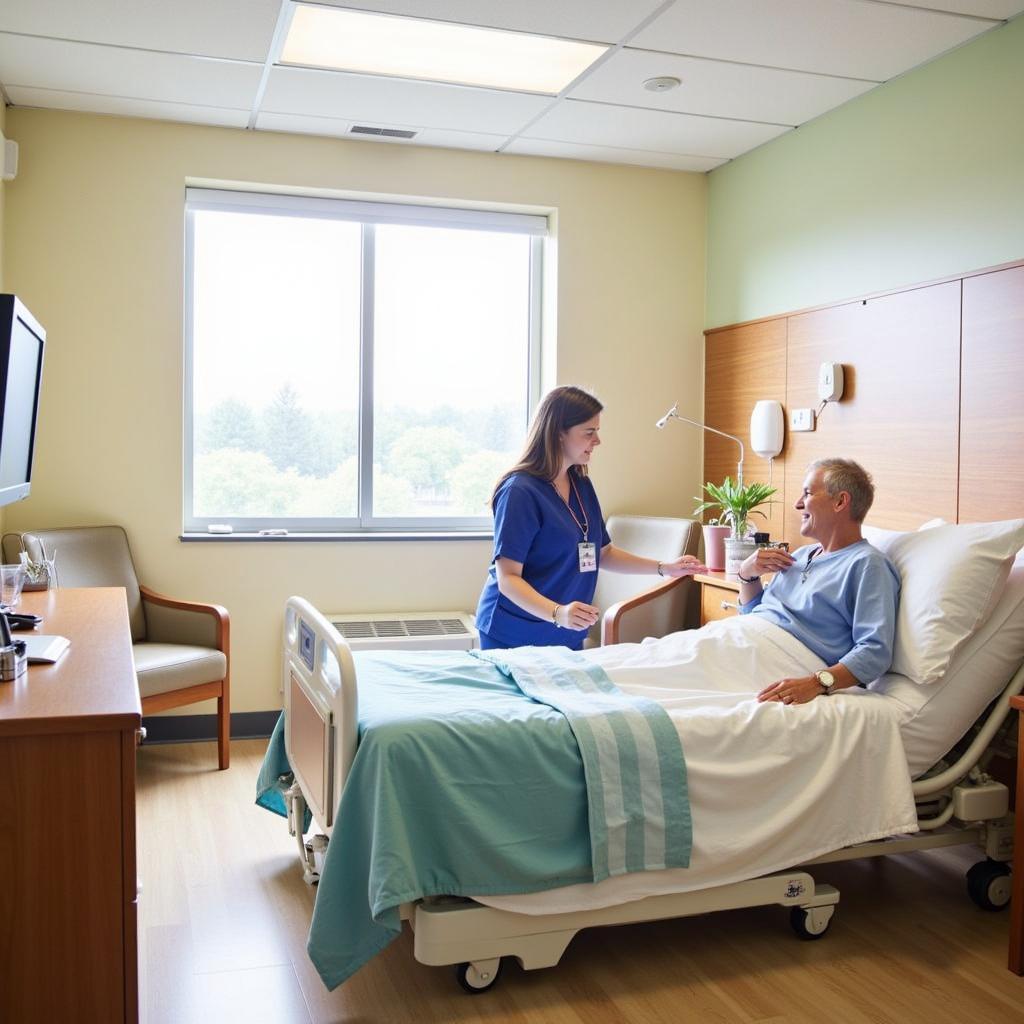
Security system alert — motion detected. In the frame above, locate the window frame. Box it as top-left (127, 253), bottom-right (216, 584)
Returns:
top-left (183, 187), bottom-right (545, 535)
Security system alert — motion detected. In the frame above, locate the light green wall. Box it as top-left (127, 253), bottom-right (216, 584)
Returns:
top-left (706, 15), bottom-right (1024, 328)
top-left (1, 108), bottom-right (706, 713)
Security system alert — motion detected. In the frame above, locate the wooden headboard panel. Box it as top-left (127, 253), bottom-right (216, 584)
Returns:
top-left (704, 260), bottom-right (1024, 536)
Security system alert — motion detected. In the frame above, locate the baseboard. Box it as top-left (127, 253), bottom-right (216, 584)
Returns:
top-left (141, 710), bottom-right (280, 744)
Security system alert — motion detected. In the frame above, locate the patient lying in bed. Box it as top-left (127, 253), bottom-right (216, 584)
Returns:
top-left (732, 458), bottom-right (899, 706)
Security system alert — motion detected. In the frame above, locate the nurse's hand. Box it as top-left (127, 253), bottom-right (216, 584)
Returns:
top-left (659, 555), bottom-right (707, 578)
top-left (556, 601), bottom-right (600, 630)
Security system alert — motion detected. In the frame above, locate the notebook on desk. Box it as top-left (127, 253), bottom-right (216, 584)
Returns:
top-left (23, 634), bottom-right (70, 664)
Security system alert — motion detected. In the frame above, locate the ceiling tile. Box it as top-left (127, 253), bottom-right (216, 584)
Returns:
top-left (256, 110), bottom-right (507, 152)
top-left (306, 0), bottom-right (667, 44)
top-left (0, 0), bottom-right (280, 63)
top-left (6, 86), bottom-right (249, 128)
top-left (522, 99), bottom-right (790, 159)
top-left (569, 47), bottom-right (876, 126)
top-left (633, 0), bottom-right (996, 80)
top-left (0, 34), bottom-right (262, 109)
top-left (504, 136), bottom-right (726, 171)
top-left (261, 66), bottom-right (551, 135)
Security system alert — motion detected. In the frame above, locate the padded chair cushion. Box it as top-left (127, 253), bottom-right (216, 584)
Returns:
top-left (15, 526), bottom-right (147, 642)
top-left (133, 642), bottom-right (227, 699)
top-left (586, 515), bottom-right (700, 647)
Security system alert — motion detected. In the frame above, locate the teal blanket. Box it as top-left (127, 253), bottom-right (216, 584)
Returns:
top-left (472, 646), bottom-right (691, 881)
top-left (257, 648), bottom-right (690, 990)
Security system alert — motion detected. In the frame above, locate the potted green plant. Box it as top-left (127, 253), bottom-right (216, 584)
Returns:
top-left (693, 478), bottom-right (776, 574)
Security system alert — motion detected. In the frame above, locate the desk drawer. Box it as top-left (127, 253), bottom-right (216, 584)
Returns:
top-left (701, 584), bottom-right (740, 624)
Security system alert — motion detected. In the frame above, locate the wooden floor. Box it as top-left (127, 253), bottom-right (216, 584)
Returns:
top-left (137, 739), bottom-right (1024, 1024)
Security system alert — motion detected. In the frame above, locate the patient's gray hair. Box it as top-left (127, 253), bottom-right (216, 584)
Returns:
top-left (809, 458), bottom-right (875, 522)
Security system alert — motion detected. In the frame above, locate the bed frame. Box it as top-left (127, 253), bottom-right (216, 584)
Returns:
top-left (280, 595), bottom-right (1017, 992)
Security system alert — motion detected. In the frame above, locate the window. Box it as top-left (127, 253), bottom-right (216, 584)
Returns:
top-left (184, 189), bottom-right (544, 534)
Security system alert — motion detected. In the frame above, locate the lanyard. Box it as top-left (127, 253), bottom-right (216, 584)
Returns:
top-left (552, 476), bottom-right (589, 542)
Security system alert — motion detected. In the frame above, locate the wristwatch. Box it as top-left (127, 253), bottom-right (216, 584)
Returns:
top-left (815, 669), bottom-right (836, 696)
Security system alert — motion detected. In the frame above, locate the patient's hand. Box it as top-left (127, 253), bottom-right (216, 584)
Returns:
top-left (738, 547), bottom-right (795, 580)
top-left (757, 675), bottom-right (821, 705)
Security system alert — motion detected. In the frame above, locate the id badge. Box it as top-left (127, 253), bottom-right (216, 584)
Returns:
top-left (578, 542), bottom-right (597, 573)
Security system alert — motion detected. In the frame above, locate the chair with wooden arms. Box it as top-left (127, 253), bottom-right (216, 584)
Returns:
top-left (586, 515), bottom-right (702, 648)
top-left (2, 525), bottom-right (231, 769)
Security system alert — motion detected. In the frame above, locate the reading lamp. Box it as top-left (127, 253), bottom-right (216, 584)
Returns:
top-left (655, 403), bottom-right (745, 487)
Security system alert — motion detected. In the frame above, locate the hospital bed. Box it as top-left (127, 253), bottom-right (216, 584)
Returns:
top-left (272, 540), bottom-right (1024, 993)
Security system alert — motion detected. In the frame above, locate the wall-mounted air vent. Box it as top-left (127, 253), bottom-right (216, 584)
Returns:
top-left (327, 611), bottom-right (478, 652)
top-left (350, 125), bottom-right (418, 139)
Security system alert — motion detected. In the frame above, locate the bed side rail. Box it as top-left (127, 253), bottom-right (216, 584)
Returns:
top-left (283, 596), bottom-right (359, 828)
top-left (912, 658), bottom-right (1024, 798)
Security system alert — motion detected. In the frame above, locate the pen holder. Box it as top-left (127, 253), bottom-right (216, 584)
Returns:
top-left (0, 640), bottom-right (27, 682)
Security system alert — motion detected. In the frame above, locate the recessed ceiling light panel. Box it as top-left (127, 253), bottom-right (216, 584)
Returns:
top-left (281, 4), bottom-right (608, 95)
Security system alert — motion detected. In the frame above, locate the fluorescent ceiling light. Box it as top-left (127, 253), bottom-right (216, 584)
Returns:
top-left (281, 5), bottom-right (608, 95)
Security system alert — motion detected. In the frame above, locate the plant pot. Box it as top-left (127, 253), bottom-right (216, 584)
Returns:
top-left (724, 536), bottom-right (757, 577)
top-left (701, 525), bottom-right (731, 572)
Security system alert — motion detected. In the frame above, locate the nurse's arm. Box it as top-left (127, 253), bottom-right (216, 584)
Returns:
top-left (600, 544), bottom-right (705, 578)
top-left (494, 557), bottom-right (599, 631)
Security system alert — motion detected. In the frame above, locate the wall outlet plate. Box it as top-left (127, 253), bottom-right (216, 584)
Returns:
top-left (789, 408), bottom-right (815, 432)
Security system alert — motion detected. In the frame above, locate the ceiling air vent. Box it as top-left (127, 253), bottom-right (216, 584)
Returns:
top-left (350, 125), bottom-right (418, 139)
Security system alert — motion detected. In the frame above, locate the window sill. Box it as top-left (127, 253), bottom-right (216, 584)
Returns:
top-left (179, 531), bottom-right (494, 543)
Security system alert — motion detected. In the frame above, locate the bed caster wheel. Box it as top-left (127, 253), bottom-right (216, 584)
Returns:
top-left (455, 958), bottom-right (502, 994)
top-left (966, 859), bottom-right (1012, 911)
top-left (790, 905), bottom-right (834, 940)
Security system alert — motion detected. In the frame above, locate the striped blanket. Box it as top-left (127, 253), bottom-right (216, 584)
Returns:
top-left (472, 646), bottom-right (691, 880)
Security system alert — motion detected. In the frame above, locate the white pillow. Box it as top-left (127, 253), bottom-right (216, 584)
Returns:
top-left (862, 518), bottom-right (1024, 685)
top-left (871, 550), bottom-right (1024, 777)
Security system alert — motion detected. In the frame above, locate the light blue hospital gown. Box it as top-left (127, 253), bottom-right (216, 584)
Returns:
top-left (739, 539), bottom-right (900, 684)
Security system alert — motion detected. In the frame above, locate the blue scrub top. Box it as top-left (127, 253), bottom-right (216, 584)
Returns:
top-left (475, 471), bottom-right (612, 650)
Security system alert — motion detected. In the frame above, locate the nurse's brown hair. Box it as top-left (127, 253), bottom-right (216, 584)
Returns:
top-left (491, 386), bottom-right (603, 509)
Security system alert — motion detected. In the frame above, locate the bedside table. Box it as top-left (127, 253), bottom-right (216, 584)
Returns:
top-left (1010, 694), bottom-right (1024, 975)
top-left (694, 572), bottom-right (742, 625)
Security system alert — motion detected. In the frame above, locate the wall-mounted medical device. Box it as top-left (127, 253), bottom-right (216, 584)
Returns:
top-left (750, 400), bottom-right (785, 459)
top-left (789, 363), bottom-right (846, 433)
top-left (818, 362), bottom-right (844, 404)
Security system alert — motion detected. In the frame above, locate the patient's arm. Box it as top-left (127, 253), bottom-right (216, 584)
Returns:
top-left (757, 662), bottom-right (859, 705)
top-left (736, 547), bottom-right (796, 605)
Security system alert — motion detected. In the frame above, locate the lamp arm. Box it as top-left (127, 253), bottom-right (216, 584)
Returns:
top-left (667, 412), bottom-right (745, 487)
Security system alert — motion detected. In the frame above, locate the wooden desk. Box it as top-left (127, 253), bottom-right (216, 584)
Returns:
top-left (0, 587), bottom-right (140, 1022)
top-left (1010, 693), bottom-right (1024, 975)
top-left (694, 571), bottom-right (742, 625)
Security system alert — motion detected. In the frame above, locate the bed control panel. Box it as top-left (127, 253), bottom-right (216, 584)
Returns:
top-left (952, 780), bottom-right (1008, 823)
top-left (299, 618), bottom-right (316, 671)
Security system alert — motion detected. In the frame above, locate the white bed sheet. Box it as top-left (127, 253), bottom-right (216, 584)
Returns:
top-left (477, 615), bottom-right (918, 915)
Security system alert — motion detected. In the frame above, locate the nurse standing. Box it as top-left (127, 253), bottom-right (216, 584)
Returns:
top-left (475, 386), bottom-right (705, 650)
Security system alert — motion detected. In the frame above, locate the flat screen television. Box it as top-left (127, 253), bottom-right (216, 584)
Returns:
top-left (0, 295), bottom-right (46, 508)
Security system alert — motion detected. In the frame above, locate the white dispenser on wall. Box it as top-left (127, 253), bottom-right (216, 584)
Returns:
top-left (750, 400), bottom-right (784, 459)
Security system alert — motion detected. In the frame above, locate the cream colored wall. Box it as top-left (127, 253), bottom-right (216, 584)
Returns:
top-left (2, 108), bottom-right (706, 713)
top-left (0, 102), bottom-right (6, 289)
